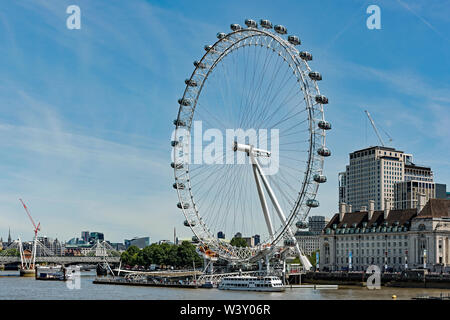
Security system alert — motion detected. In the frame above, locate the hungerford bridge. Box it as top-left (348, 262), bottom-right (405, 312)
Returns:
top-left (0, 239), bottom-right (120, 265)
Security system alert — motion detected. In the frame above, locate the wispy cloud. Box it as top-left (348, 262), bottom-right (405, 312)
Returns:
top-left (395, 0), bottom-right (450, 43)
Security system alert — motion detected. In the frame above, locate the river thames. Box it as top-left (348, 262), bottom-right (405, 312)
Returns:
top-left (1, 271), bottom-right (450, 300)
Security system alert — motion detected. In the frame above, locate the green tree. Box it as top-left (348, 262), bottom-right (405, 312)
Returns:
top-left (176, 241), bottom-right (202, 267)
top-left (121, 245), bottom-right (141, 265)
top-left (120, 251), bottom-right (131, 265)
top-left (148, 243), bottom-right (165, 265)
top-left (167, 245), bottom-right (179, 267)
top-left (120, 242), bottom-right (203, 268)
top-left (135, 250), bottom-right (146, 266)
top-left (126, 245), bottom-right (140, 256)
top-left (159, 242), bottom-right (172, 265)
top-left (142, 246), bottom-right (153, 266)
top-left (230, 237), bottom-right (248, 247)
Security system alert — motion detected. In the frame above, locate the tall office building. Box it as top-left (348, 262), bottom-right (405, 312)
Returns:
top-left (308, 216), bottom-right (330, 235)
top-left (124, 237), bottom-right (150, 249)
top-left (339, 146), bottom-right (413, 211)
top-left (81, 231), bottom-right (90, 243)
top-left (435, 184), bottom-right (447, 199)
top-left (339, 146), bottom-right (441, 212)
top-left (394, 166), bottom-right (435, 210)
top-left (88, 232), bottom-right (104, 244)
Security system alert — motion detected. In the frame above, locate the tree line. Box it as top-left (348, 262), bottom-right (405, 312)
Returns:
top-left (120, 241), bottom-right (203, 268)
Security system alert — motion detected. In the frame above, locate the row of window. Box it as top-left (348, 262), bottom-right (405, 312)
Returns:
top-left (335, 235), bottom-right (408, 241)
top-left (337, 248), bottom-right (406, 256)
top-left (338, 241), bottom-right (407, 248)
top-left (338, 256), bottom-right (405, 264)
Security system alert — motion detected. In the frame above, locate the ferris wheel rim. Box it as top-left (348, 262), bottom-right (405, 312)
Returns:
top-left (172, 22), bottom-right (329, 262)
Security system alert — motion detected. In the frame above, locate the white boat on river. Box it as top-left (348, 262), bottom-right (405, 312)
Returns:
top-left (218, 275), bottom-right (285, 292)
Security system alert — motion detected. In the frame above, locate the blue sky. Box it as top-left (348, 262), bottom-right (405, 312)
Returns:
top-left (0, 0), bottom-right (449, 243)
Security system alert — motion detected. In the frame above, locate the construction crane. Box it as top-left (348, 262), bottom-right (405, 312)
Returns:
top-left (364, 110), bottom-right (393, 147)
top-left (18, 198), bottom-right (41, 275)
top-left (19, 198), bottom-right (40, 238)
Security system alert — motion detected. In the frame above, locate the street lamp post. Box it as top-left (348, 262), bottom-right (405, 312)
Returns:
top-left (384, 251), bottom-right (388, 272)
top-left (384, 235), bottom-right (388, 272)
top-left (423, 249), bottom-right (427, 270)
top-left (349, 251), bottom-right (352, 272)
top-left (405, 250), bottom-right (408, 270)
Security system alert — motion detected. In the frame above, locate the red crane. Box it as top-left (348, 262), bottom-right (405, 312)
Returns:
top-left (19, 199), bottom-right (41, 238)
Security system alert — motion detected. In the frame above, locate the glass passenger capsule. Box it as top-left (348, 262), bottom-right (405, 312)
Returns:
top-left (216, 32), bottom-right (226, 39)
top-left (244, 19), bottom-right (257, 28)
top-left (315, 95), bottom-right (329, 104)
top-left (296, 221), bottom-right (308, 229)
top-left (288, 35), bottom-right (301, 46)
top-left (178, 98), bottom-right (192, 106)
top-left (306, 199), bottom-right (320, 208)
top-left (173, 119), bottom-right (186, 127)
top-left (309, 71), bottom-right (322, 81)
top-left (318, 120), bottom-right (332, 130)
top-left (313, 174), bottom-right (327, 183)
top-left (230, 24), bottom-right (242, 31)
top-left (171, 162), bottom-right (184, 169)
top-left (173, 182), bottom-right (185, 190)
top-left (317, 147), bottom-right (331, 157)
top-left (299, 51), bottom-right (312, 61)
top-left (260, 19), bottom-right (273, 29)
top-left (177, 202), bottom-right (189, 209)
top-left (185, 79), bottom-right (197, 87)
top-left (193, 61), bottom-right (206, 69)
top-left (274, 25), bottom-right (287, 34)
top-left (184, 220), bottom-right (196, 227)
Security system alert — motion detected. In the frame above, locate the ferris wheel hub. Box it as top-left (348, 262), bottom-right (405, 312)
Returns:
top-left (232, 141), bottom-right (271, 158)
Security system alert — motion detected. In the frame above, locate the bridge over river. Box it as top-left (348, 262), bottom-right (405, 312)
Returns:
top-left (0, 239), bottom-right (120, 265)
top-left (0, 256), bottom-right (120, 265)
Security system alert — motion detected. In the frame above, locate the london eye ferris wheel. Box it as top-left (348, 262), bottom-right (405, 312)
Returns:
top-left (171, 19), bottom-right (331, 268)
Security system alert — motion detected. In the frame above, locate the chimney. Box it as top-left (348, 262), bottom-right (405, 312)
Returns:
top-left (384, 199), bottom-right (391, 220)
top-left (346, 204), bottom-right (353, 214)
top-left (360, 206), bottom-right (367, 212)
top-left (339, 202), bottom-right (346, 222)
top-left (417, 193), bottom-right (426, 213)
top-left (368, 200), bottom-right (375, 220)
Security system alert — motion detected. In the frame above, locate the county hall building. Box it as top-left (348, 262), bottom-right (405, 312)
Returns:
top-left (319, 198), bottom-right (450, 272)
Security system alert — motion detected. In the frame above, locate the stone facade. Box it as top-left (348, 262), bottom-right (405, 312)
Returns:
top-left (319, 199), bottom-right (450, 272)
top-left (295, 231), bottom-right (319, 256)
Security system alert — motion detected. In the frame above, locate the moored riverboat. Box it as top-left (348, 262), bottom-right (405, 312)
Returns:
top-left (218, 275), bottom-right (285, 292)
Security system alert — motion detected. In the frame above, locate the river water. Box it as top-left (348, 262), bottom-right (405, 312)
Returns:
top-left (1, 270), bottom-right (450, 300)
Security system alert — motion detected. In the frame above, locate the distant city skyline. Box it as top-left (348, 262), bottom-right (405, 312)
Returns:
top-left (0, 0), bottom-right (449, 243)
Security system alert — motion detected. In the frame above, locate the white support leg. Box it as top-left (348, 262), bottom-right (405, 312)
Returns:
top-left (18, 238), bottom-right (24, 269)
top-left (234, 142), bottom-right (313, 271)
top-left (32, 236), bottom-right (37, 269)
top-left (254, 159), bottom-right (312, 271)
top-left (250, 147), bottom-right (274, 241)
